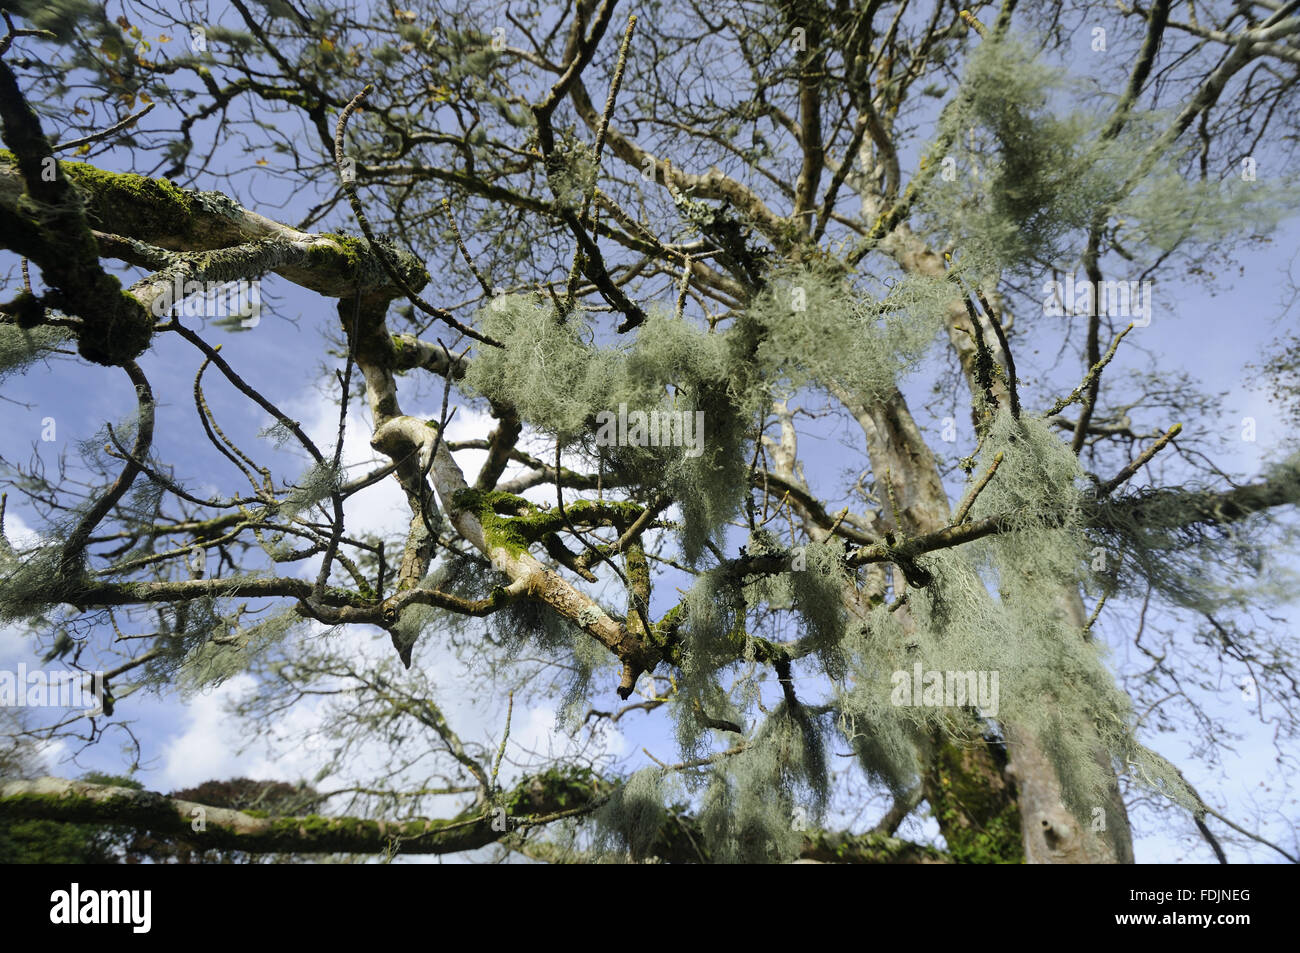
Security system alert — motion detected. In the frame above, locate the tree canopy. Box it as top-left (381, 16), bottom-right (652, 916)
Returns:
top-left (0, 0), bottom-right (1298, 864)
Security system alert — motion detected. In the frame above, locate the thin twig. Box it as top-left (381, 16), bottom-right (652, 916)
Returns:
top-left (54, 102), bottom-right (156, 152)
top-left (491, 691), bottom-right (514, 793)
top-left (1083, 591), bottom-right (1108, 634)
top-left (441, 197), bottom-right (493, 297)
top-left (1098, 423), bottom-right (1182, 496)
top-left (0, 12), bottom-right (55, 55)
top-left (315, 289), bottom-right (363, 597)
top-left (673, 251), bottom-right (692, 320)
top-left (1044, 324), bottom-right (1134, 418)
top-left (333, 86), bottom-right (502, 348)
top-left (953, 451), bottom-right (1003, 523)
top-left (578, 15), bottom-right (636, 227)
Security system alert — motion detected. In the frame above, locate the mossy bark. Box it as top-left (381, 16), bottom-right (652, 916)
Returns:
top-left (0, 774), bottom-right (588, 856)
top-left (923, 735), bottom-right (1023, 863)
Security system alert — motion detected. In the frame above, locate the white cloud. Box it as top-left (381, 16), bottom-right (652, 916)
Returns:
top-left (283, 386), bottom-right (501, 541)
top-left (156, 671), bottom-right (342, 790)
top-left (2, 511), bottom-right (39, 550)
top-left (158, 675), bottom-right (262, 788)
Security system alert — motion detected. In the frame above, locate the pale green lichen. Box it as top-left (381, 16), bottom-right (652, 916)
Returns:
top-left (0, 323), bottom-right (73, 382)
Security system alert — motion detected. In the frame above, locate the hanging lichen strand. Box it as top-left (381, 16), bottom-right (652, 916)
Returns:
top-left (1088, 451), bottom-right (1300, 616)
top-left (916, 36), bottom-right (1289, 282)
top-left (840, 412), bottom-right (1196, 825)
top-left (0, 323), bottom-right (73, 383)
top-left (953, 412), bottom-right (1192, 816)
top-left (178, 609), bottom-right (303, 693)
top-left (463, 296), bottom-right (744, 563)
top-left (0, 411), bottom-right (159, 624)
top-left (739, 263), bottom-right (952, 405)
top-left (462, 268), bottom-right (950, 564)
top-left (695, 702), bottom-right (831, 863)
top-left (591, 410), bottom-right (1203, 863)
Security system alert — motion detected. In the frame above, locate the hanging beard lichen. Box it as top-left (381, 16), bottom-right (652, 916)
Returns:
top-left (592, 766), bottom-right (671, 861)
top-left (463, 298), bottom-right (754, 562)
top-left (460, 295), bottom-right (617, 439)
top-left (595, 705), bottom-right (830, 864)
top-left (694, 702), bottom-right (830, 864)
top-left (276, 460), bottom-right (343, 522)
top-left (0, 418), bottom-right (164, 625)
top-left (669, 566), bottom-right (748, 760)
top-left (812, 409), bottom-right (1200, 844)
top-left (0, 323), bottom-right (73, 382)
top-left (741, 530), bottom-right (852, 680)
top-left (740, 263), bottom-right (949, 406)
top-left (925, 411), bottom-right (1192, 815)
top-left (463, 272), bottom-right (948, 563)
top-left (1088, 451), bottom-right (1300, 615)
top-left (177, 608), bottom-right (303, 692)
top-left (0, 543), bottom-right (86, 624)
top-left (917, 36), bottom-right (1293, 280)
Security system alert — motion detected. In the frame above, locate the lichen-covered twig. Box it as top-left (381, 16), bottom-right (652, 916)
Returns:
top-left (1098, 423), bottom-right (1182, 497)
top-left (953, 451), bottom-right (1004, 523)
top-left (1043, 323), bottom-right (1134, 419)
